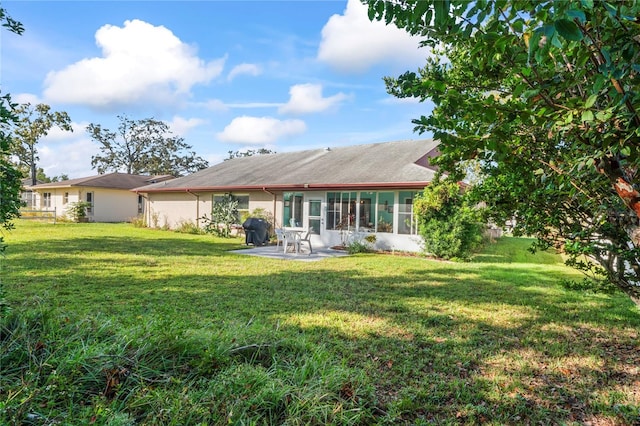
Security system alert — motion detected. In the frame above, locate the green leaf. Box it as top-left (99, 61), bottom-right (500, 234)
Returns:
top-left (565, 111), bottom-right (574, 124)
top-left (584, 94), bottom-right (597, 108)
top-left (554, 19), bottom-right (583, 41)
top-left (412, 0), bottom-right (430, 24)
top-left (603, 2), bottom-right (617, 17)
top-left (566, 9), bottom-right (586, 22)
top-left (367, 1), bottom-right (377, 21)
top-left (434, 0), bottom-right (450, 28)
top-left (580, 0), bottom-right (594, 9)
top-left (581, 110), bottom-right (594, 122)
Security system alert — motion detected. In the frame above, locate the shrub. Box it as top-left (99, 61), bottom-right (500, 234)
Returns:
top-left (345, 233), bottom-right (376, 254)
top-left (175, 220), bottom-right (203, 235)
top-left (65, 201), bottom-right (91, 222)
top-left (130, 215), bottom-right (146, 228)
top-left (414, 178), bottom-right (484, 260)
top-left (241, 208), bottom-right (274, 228)
top-left (201, 195), bottom-right (238, 238)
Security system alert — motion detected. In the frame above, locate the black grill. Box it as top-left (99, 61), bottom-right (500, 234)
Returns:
top-left (242, 217), bottom-right (271, 246)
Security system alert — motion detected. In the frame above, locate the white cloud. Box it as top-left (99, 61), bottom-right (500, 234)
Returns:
top-left (166, 116), bottom-right (207, 136)
top-left (13, 93), bottom-right (42, 105)
top-left (217, 116), bottom-right (306, 144)
top-left (40, 121), bottom-right (84, 141)
top-left (39, 121), bottom-right (99, 178)
top-left (278, 83), bottom-right (349, 115)
top-left (227, 63), bottom-right (262, 81)
top-left (317, 0), bottom-right (425, 73)
top-left (195, 99), bottom-right (228, 111)
top-left (226, 102), bottom-right (283, 109)
top-left (43, 19), bottom-right (225, 109)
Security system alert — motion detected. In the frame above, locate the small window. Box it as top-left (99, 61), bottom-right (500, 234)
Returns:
top-left (63, 192), bottom-right (69, 204)
top-left (138, 195), bottom-right (144, 214)
top-left (326, 192), bottom-right (356, 230)
top-left (86, 192), bottom-right (94, 215)
top-left (213, 194), bottom-right (249, 223)
top-left (42, 192), bottom-right (52, 208)
top-left (376, 192), bottom-right (394, 233)
top-left (398, 191), bottom-right (419, 235)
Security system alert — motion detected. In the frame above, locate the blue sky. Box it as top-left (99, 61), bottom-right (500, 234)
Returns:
top-left (3, 0), bottom-right (433, 178)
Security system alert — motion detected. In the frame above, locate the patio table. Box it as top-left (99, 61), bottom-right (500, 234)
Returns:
top-left (283, 228), bottom-right (304, 254)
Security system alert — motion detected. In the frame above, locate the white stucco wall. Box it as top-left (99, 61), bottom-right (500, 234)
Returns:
top-left (88, 188), bottom-right (141, 222)
top-left (146, 192), bottom-right (199, 228)
top-left (33, 187), bottom-right (140, 222)
top-left (145, 190), bottom-right (282, 229)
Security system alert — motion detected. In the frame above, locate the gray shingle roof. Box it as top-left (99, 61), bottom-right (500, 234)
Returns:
top-left (135, 139), bottom-right (439, 193)
top-left (29, 173), bottom-right (172, 190)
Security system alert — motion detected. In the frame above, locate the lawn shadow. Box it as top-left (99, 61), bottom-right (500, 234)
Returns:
top-left (4, 229), bottom-right (639, 424)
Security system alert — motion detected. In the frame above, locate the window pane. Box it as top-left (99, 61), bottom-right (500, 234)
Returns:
top-left (398, 191), bottom-right (418, 234)
top-left (326, 192), bottom-right (355, 230)
top-left (283, 192), bottom-right (303, 227)
top-left (309, 200), bottom-right (321, 217)
top-left (376, 192), bottom-right (394, 233)
top-left (359, 192), bottom-right (376, 230)
top-left (309, 218), bottom-right (321, 234)
top-left (236, 195), bottom-right (249, 210)
top-left (86, 192), bottom-right (94, 214)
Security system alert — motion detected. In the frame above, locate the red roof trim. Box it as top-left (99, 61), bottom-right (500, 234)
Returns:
top-left (135, 182), bottom-right (431, 193)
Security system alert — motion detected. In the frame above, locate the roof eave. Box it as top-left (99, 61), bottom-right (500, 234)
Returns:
top-left (135, 182), bottom-right (432, 193)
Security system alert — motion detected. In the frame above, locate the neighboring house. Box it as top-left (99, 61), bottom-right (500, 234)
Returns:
top-left (20, 178), bottom-right (44, 208)
top-left (29, 173), bottom-right (174, 222)
top-left (134, 139), bottom-right (440, 252)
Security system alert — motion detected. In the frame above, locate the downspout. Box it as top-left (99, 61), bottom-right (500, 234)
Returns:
top-left (262, 187), bottom-right (277, 229)
top-left (186, 190), bottom-right (200, 226)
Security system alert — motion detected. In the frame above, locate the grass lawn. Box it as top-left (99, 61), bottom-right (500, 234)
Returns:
top-left (1, 221), bottom-right (639, 425)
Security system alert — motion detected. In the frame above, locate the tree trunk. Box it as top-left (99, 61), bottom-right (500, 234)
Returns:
top-left (30, 147), bottom-right (36, 186)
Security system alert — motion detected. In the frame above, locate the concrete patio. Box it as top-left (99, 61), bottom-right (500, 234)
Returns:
top-left (231, 245), bottom-right (349, 262)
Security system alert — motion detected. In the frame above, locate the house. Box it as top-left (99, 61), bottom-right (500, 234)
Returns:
top-left (134, 139), bottom-right (440, 252)
top-left (29, 173), bottom-right (174, 222)
top-left (20, 177), bottom-right (44, 208)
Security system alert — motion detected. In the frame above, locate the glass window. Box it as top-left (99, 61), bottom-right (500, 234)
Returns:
top-left (308, 199), bottom-right (321, 234)
top-left (213, 194), bottom-right (249, 223)
top-left (63, 192), bottom-right (69, 204)
top-left (398, 191), bottom-right (419, 235)
top-left (138, 195), bottom-right (144, 214)
top-left (283, 192), bottom-right (303, 227)
top-left (86, 192), bottom-right (94, 214)
top-left (376, 192), bottom-right (394, 233)
top-left (358, 192), bottom-right (376, 230)
top-left (326, 192), bottom-right (356, 230)
top-left (43, 192), bottom-right (52, 208)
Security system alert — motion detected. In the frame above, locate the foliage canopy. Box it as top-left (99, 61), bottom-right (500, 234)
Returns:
top-left (366, 0), bottom-right (640, 305)
top-left (88, 115), bottom-right (209, 177)
top-left (11, 103), bottom-right (73, 186)
top-left (0, 7), bottom-right (25, 236)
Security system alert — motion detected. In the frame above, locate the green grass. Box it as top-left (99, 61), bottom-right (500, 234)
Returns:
top-left (1, 220), bottom-right (639, 425)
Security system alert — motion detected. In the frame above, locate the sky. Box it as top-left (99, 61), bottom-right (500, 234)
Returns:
top-left (3, 0), bottom-right (434, 179)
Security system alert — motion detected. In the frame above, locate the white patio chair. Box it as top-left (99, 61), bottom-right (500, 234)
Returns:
top-left (297, 227), bottom-right (313, 255)
top-left (274, 228), bottom-right (286, 252)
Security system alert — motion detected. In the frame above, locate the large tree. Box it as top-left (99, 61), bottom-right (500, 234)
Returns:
top-left (88, 115), bottom-right (209, 176)
top-left (0, 8), bottom-right (25, 234)
top-left (11, 103), bottom-right (73, 186)
top-left (1, 8), bottom-right (25, 313)
top-left (366, 0), bottom-right (640, 305)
